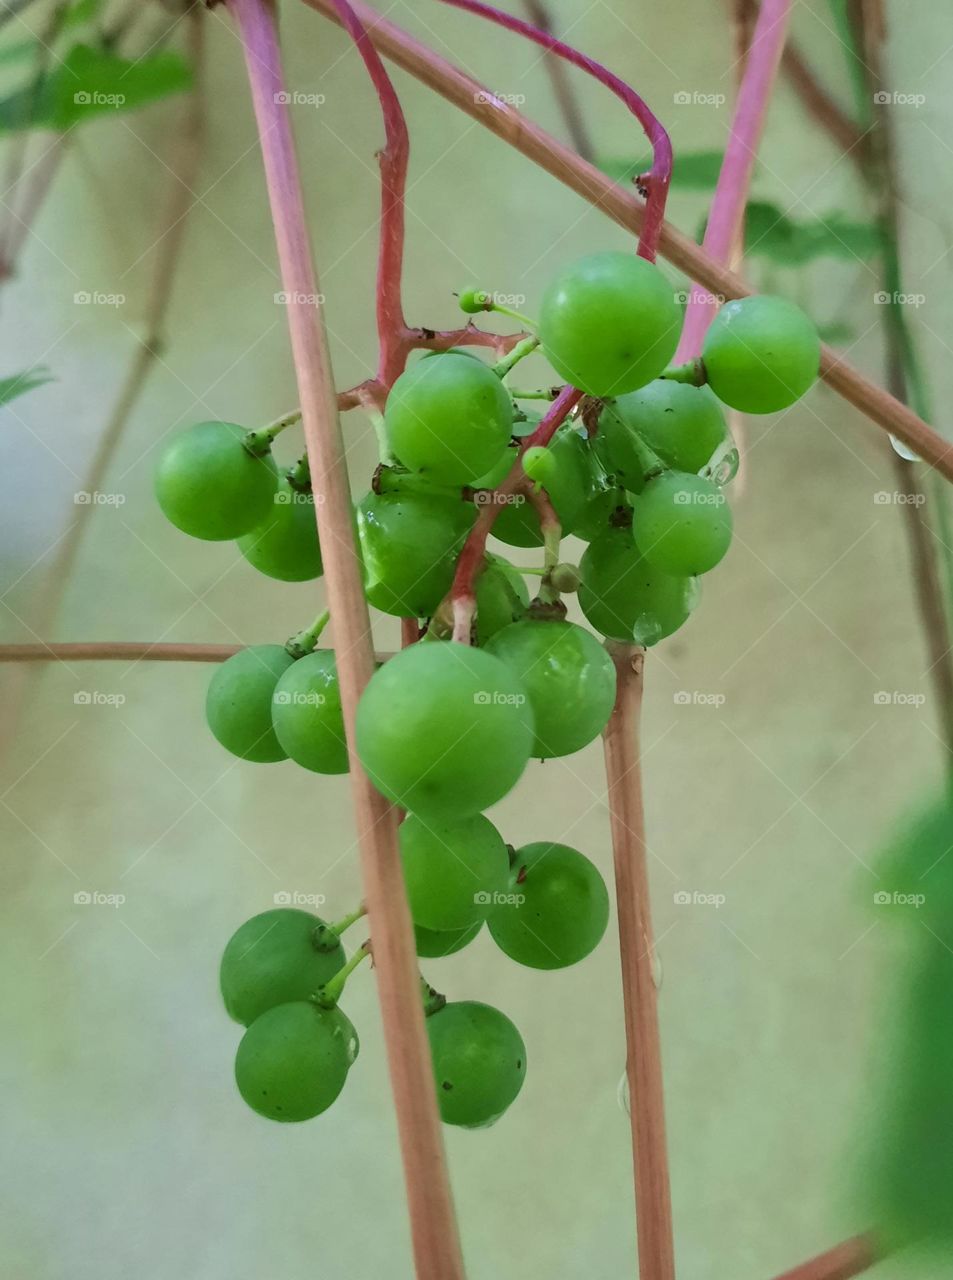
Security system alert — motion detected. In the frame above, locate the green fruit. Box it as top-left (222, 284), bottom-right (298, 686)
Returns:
top-left (574, 487), bottom-right (634, 542)
top-left (155, 421), bottom-right (278, 541)
top-left (414, 921), bottom-right (482, 958)
top-left (488, 842), bottom-right (609, 970)
top-left (357, 491), bottom-right (473, 618)
top-left (600, 380), bottom-right (727, 479)
top-left (385, 352), bottom-right (514, 484)
top-left (633, 471), bottom-right (732, 576)
top-left (399, 812), bottom-right (509, 930)
top-left (486, 620), bottom-right (616, 758)
top-left (271, 650), bottom-right (349, 774)
top-left (474, 556), bottom-right (529, 644)
top-left (234, 1001), bottom-right (355, 1122)
top-left (578, 526), bottom-right (699, 645)
top-left (702, 295), bottom-right (819, 413)
top-left (206, 645), bottom-right (294, 762)
top-left (220, 908), bottom-right (346, 1026)
top-left (355, 642), bottom-right (534, 819)
top-left (493, 426), bottom-right (596, 547)
top-left (237, 476), bottom-right (323, 581)
top-left (539, 252), bottom-right (681, 396)
top-left (426, 1000), bottom-right (526, 1127)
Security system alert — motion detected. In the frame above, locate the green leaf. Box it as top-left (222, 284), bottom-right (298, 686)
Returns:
top-left (597, 149), bottom-right (726, 191)
top-left (742, 200), bottom-right (882, 265)
top-left (0, 42), bottom-right (192, 133)
top-left (0, 366), bottom-right (52, 406)
top-left (0, 37), bottom-right (41, 67)
top-left (816, 321), bottom-right (855, 344)
top-left (62, 0), bottom-right (105, 28)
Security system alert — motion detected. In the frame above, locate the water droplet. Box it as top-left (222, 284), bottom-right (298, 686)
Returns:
top-left (633, 613), bottom-right (663, 647)
top-left (890, 433), bottom-right (920, 462)
top-left (709, 442), bottom-right (740, 486)
top-left (617, 1071), bottom-right (630, 1116)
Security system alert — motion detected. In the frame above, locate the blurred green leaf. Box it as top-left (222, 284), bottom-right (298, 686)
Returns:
top-left (741, 200), bottom-right (883, 264)
top-left (0, 37), bottom-right (40, 67)
top-left (816, 321), bottom-right (855, 344)
top-left (0, 42), bottom-right (192, 133)
top-left (0, 366), bottom-right (52, 406)
top-left (597, 150), bottom-right (726, 191)
top-left (62, 0), bottom-right (106, 28)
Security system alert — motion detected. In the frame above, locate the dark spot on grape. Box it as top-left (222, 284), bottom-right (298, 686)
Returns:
top-left (442, 1080), bottom-right (454, 1091)
top-left (516, 1059), bottom-right (523, 1070)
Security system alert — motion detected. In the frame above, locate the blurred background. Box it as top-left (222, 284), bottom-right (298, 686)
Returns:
top-left (1, 0), bottom-right (952, 1276)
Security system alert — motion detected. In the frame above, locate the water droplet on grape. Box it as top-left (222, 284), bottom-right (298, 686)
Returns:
top-left (708, 441), bottom-right (740, 486)
top-left (633, 612), bottom-right (663, 647)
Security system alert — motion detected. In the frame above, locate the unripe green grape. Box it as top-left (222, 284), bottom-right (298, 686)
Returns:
top-left (488, 842), bottom-right (609, 970)
top-left (385, 352), bottom-right (514, 484)
top-left (357, 491), bottom-right (474, 618)
top-left (237, 476), bottom-right (322, 582)
top-left (633, 471), bottom-right (732, 576)
top-left (271, 650), bottom-right (348, 775)
top-left (155, 421), bottom-right (278, 541)
top-left (486, 619), bottom-right (616, 759)
top-left (474, 556), bottom-right (529, 644)
top-left (355, 643), bottom-right (534, 819)
top-left (414, 921), bottom-right (482, 959)
top-left (539, 251), bottom-right (681, 396)
top-left (219, 907), bottom-right (346, 1026)
top-left (421, 346), bottom-right (482, 361)
top-left (457, 287), bottom-right (490, 314)
top-left (426, 1000), bottom-right (526, 1128)
top-left (578, 526), bottom-right (699, 645)
top-left (470, 441), bottom-right (518, 491)
top-left (400, 812), bottom-right (509, 930)
top-left (493, 426), bottom-right (596, 547)
top-left (206, 645), bottom-right (294, 762)
top-left (702, 295), bottom-right (820, 413)
top-left (574, 486), bottom-right (634, 543)
top-left (234, 1001), bottom-right (355, 1123)
top-left (600, 380), bottom-right (728, 479)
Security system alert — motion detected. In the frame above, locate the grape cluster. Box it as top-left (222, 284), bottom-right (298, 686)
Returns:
top-left (155, 248), bottom-right (818, 1128)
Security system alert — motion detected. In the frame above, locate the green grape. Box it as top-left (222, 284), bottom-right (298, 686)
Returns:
top-left (234, 1001), bottom-right (355, 1122)
top-left (237, 475), bottom-right (322, 582)
top-left (219, 907), bottom-right (346, 1026)
top-left (206, 645), bottom-right (294, 762)
top-left (400, 812), bottom-right (509, 931)
top-left (488, 842), bottom-right (609, 970)
top-left (414, 921), bottom-right (482, 959)
top-left (355, 643), bottom-right (534, 819)
top-left (474, 556), bottom-right (529, 644)
top-left (486, 620), bottom-right (616, 759)
top-left (600, 380), bottom-right (727, 479)
top-left (421, 346), bottom-right (482, 361)
top-left (155, 421), bottom-right (278, 541)
top-left (457, 288), bottom-right (490, 314)
top-left (357, 491), bottom-right (474, 618)
top-left (271, 650), bottom-right (348, 775)
top-left (539, 251), bottom-right (681, 396)
top-left (493, 426), bottom-right (596, 547)
top-left (578, 525), bottom-right (699, 645)
top-left (702, 295), bottom-right (820, 413)
top-left (385, 352), bottom-right (514, 484)
top-left (426, 1000), bottom-right (526, 1128)
top-left (574, 486), bottom-right (634, 543)
top-left (633, 472), bottom-right (732, 576)
top-left (470, 441), bottom-right (518, 490)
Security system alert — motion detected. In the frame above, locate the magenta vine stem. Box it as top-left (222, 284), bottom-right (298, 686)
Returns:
top-left (433, 0), bottom-right (672, 261)
top-left (225, 2), bottom-right (464, 1276)
top-left (674, 0), bottom-right (793, 361)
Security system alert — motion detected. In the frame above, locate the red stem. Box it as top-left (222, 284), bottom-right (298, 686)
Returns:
top-left (433, 0), bottom-right (672, 260)
top-left (675, 0), bottom-right (793, 360)
top-left (769, 1235), bottom-right (877, 1280)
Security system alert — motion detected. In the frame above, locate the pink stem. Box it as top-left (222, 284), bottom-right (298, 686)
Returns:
top-left (675, 0), bottom-right (793, 361)
top-left (449, 384), bottom-right (581, 640)
top-left (326, 0), bottom-right (410, 387)
top-left (433, 0), bottom-right (672, 261)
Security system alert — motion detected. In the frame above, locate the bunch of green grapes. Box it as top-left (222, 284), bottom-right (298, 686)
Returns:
top-left (154, 254), bottom-right (818, 1132)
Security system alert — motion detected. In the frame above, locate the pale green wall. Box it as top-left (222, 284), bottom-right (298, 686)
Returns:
top-left (1, 1), bottom-right (951, 1277)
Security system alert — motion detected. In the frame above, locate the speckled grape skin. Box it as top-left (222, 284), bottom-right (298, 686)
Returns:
top-left (426, 1000), bottom-right (526, 1128)
top-left (234, 1001), bottom-right (355, 1122)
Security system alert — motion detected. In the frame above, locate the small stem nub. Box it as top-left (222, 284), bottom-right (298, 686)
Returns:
top-left (315, 940), bottom-right (371, 1008)
top-left (492, 334), bottom-right (540, 379)
top-left (285, 608), bottom-right (330, 659)
top-left (659, 358), bottom-right (707, 387)
top-left (421, 975), bottom-right (447, 1017)
top-left (243, 408), bottom-right (303, 455)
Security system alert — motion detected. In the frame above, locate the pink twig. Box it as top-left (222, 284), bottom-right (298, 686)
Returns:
top-left (675, 0), bottom-right (793, 360)
top-left (449, 384), bottom-right (581, 640)
top-left (769, 1234), bottom-right (878, 1280)
top-left (434, 0), bottom-right (671, 261)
